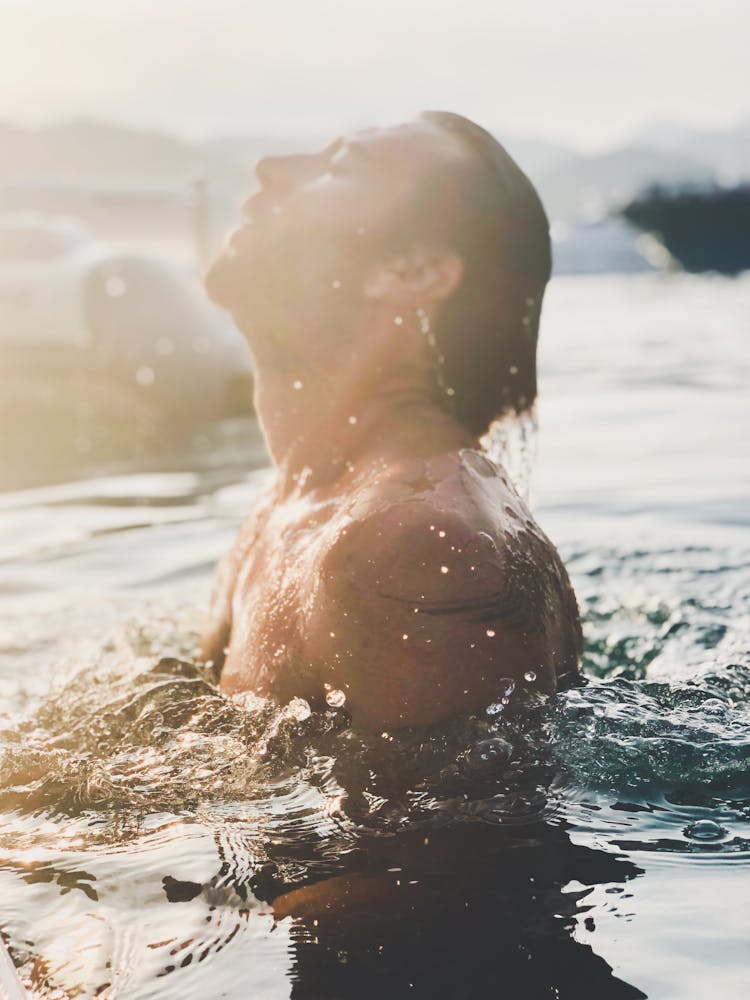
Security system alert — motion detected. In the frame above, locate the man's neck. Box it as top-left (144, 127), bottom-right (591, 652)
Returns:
top-left (254, 367), bottom-right (473, 496)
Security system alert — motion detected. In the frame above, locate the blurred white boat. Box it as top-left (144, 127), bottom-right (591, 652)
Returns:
top-left (0, 214), bottom-right (254, 489)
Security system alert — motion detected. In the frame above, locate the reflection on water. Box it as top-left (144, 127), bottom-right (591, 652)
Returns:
top-left (0, 274), bottom-right (749, 998)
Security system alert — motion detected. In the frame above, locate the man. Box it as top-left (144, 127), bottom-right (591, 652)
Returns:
top-left (201, 112), bottom-right (581, 731)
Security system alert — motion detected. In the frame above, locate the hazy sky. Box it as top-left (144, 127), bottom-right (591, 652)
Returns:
top-left (1, 0), bottom-right (748, 150)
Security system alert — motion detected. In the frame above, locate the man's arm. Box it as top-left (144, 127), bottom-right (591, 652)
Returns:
top-left (199, 548), bottom-right (236, 673)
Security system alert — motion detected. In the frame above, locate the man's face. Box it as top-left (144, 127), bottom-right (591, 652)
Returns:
top-left (205, 117), bottom-right (470, 359)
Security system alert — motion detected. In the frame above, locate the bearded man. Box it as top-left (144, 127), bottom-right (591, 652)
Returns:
top-left (201, 112), bottom-right (581, 730)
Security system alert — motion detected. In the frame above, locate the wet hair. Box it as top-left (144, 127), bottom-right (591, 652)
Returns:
top-left (399, 111), bottom-right (552, 437)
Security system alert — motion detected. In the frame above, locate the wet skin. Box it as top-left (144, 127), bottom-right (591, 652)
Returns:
top-left (200, 116), bottom-right (582, 730)
top-left (203, 428), bottom-right (580, 729)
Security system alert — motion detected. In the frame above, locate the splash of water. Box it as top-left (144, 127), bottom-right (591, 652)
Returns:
top-left (479, 408), bottom-right (538, 504)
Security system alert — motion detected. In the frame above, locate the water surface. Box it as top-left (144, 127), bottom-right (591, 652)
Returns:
top-left (0, 273), bottom-right (748, 999)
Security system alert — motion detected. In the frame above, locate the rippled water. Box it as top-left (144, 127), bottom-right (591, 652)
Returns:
top-left (0, 274), bottom-right (748, 999)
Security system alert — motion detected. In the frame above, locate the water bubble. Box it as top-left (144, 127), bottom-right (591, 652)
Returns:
top-left (438, 530), bottom-right (446, 538)
top-left (293, 379), bottom-right (303, 390)
top-left (684, 819), bottom-right (727, 841)
top-left (509, 365), bottom-right (519, 375)
top-left (486, 629), bottom-right (496, 638)
top-left (524, 670), bottom-right (537, 683)
top-left (394, 316), bottom-right (404, 326)
top-left (135, 366), bottom-right (155, 387)
top-left (498, 678), bottom-right (516, 698)
top-left (440, 565), bottom-right (449, 574)
top-left (700, 698), bottom-right (727, 716)
top-left (332, 279), bottom-right (342, 289)
top-left (325, 688), bottom-right (347, 708)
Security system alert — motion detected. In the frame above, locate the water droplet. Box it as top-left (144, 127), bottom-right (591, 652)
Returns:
top-left (524, 670), bottom-right (537, 683)
top-left (684, 819), bottom-right (727, 841)
top-left (394, 315), bottom-right (403, 326)
top-left (356, 226), bottom-right (366, 236)
top-left (402, 633), bottom-right (409, 640)
top-left (509, 365), bottom-right (519, 375)
top-left (135, 365), bottom-right (155, 386)
top-left (438, 530), bottom-right (446, 538)
top-left (440, 565), bottom-right (449, 574)
top-left (332, 279), bottom-right (342, 289)
top-left (486, 629), bottom-right (496, 638)
top-left (286, 697), bottom-right (311, 722)
top-left (325, 688), bottom-right (346, 708)
top-left (348, 415), bottom-right (357, 425)
top-left (293, 379), bottom-right (303, 390)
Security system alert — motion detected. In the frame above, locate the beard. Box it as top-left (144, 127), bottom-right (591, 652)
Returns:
top-left (205, 220), bottom-right (380, 365)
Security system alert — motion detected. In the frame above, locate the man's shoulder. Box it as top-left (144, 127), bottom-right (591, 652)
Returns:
top-left (322, 450), bottom-right (513, 603)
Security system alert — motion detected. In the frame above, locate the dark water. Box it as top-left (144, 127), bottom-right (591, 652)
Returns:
top-left (0, 274), bottom-right (748, 998)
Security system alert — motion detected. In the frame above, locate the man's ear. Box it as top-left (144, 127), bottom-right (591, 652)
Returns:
top-left (364, 248), bottom-right (464, 305)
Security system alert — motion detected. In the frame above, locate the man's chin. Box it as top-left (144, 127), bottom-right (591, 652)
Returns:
top-left (204, 249), bottom-right (248, 312)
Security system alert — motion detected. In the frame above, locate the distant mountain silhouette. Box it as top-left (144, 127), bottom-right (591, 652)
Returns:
top-left (533, 145), bottom-right (714, 219)
top-left (1, 116), bottom-right (748, 222)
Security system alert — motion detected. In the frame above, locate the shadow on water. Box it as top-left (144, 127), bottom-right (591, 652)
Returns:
top-left (155, 812), bottom-right (647, 999)
top-left (5, 642), bottom-right (730, 999)
top-left (271, 824), bottom-right (646, 999)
